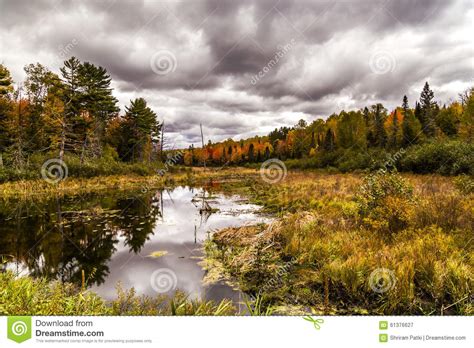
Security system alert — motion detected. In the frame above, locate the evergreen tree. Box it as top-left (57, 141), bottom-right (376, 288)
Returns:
top-left (119, 98), bottom-right (161, 162)
top-left (248, 143), bottom-right (255, 162)
top-left (373, 103), bottom-right (387, 147)
top-left (0, 65), bottom-right (13, 155)
top-left (401, 96), bottom-right (421, 146)
top-left (78, 61), bottom-right (119, 156)
top-left (264, 146), bottom-right (270, 159)
top-left (402, 95), bottom-right (409, 114)
top-left (363, 106), bottom-right (370, 126)
top-left (60, 57), bottom-right (84, 155)
top-left (419, 82), bottom-right (436, 136)
top-left (323, 128), bottom-right (335, 151)
top-left (60, 57), bottom-right (82, 117)
top-left (414, 101), bottom-right (422, 123)
top-left (0, 64), bottom-right (13, 96)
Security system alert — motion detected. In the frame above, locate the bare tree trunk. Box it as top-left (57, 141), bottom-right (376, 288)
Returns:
top-left (160, 122), bottom-right (164, 161)
top-left (59, 121), bottom-right (66, 162)
top-left (200, 123), bottom-right (206, 168)
top-left (14, 86), bottom-right (25, 168)
top-left (80, 136), bottom-right (87, 165)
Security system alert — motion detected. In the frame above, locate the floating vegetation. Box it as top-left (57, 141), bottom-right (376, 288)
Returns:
top-left (148, 251), bottom-right (169, 258)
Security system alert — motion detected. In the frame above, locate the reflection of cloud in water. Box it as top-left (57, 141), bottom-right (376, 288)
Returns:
top-left (91, 186), bottom-right (270, 303)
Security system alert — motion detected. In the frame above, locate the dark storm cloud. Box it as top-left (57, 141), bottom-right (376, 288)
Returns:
top-left (0, 0), bottom-right (472, 147)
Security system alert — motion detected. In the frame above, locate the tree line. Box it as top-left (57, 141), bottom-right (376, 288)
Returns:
top-left (0, 58), bottom-right (162, 169)
top-left (0, 57), bottom-right (472, 176)
top-left (182, 82), bottom-right (473, 171)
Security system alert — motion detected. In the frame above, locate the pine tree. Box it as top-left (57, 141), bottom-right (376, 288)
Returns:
top-left (78, 61), bottom-right (119, 156)
top-left (414, 101), bottom-right (422, 123)
top-left (0, 64), bottom-right (13, 96)
top-left (402, 95), bottom-right (409, 113)
top-left (323, 128), bottom-right (335, 151)
top-left (60, 57), bottom-right (82, 117)
top-left (0, 65), bottom-right (13, 155)
top-left (119, 98), bottom-right (161, 162)
top-left (60, 57), bottom-right (84, 156)
top-left (264, 146), bottom-right (270, 159)
top-left (363, 106), bottom-right (370, 126)
top-left (248, 143), bottom-right (255, 162)
top-left (419, 82), bottom-right (436, 136)
top-left (373, 103), bottom-right (387, 147)
top-left (401, 96), bottom-right (421, 146)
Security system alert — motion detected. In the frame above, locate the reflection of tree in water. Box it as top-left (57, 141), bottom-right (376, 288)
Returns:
top-left (0, 190), bottom-right (162, 287)
top-left (114, 192), bottom-right (162, 253)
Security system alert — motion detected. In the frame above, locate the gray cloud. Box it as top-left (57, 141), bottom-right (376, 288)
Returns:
top-left (0, 0), bottom-right (472, 147)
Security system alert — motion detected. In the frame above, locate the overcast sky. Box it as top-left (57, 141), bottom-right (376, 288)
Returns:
top-left (0, 0), bottom-right (472, 148)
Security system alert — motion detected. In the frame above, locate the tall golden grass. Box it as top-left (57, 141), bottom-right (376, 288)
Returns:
top-left (208, 171), bottom-right (473, 315)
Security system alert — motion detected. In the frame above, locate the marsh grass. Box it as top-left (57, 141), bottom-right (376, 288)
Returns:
top-left (0, 167), bottom-right (260, 200)
top-left (0, 272), bottom-right (236, 316)
top-left (206, 171), bottom-right (473, 315)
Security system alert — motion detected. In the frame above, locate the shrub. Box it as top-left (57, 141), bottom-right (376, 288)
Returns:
top-left (356, 172), bottom-right (415, 233)
top-left (399, 140), bottom-right (473, 175)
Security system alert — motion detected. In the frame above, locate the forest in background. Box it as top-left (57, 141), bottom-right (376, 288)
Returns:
top-left (0, 58), bottom-right (473, 183)
top-left (182, 84), bottom-right (473, 175)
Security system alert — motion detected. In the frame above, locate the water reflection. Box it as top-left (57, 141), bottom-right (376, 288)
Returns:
top-left (0, 187), bottom-right (269, 303)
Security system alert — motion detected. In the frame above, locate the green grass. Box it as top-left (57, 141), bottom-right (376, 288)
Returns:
top-left (0, 271), bottom-right (236, 316)
top-left (0, 166), bottom-right (258, 200)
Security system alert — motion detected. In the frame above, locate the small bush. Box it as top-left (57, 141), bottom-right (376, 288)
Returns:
top-left (356, 172), bottom-right (415, 233)
top-left (399, 140), bottom-right (473, 175)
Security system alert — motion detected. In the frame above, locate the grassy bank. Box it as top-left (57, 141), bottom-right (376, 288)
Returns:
top-left (0, 167), bottom-right (260, 200)
top-left (205, 171), bottom-right (473, 315)
top-left (0, 271), bottom-right (235, 316)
